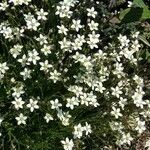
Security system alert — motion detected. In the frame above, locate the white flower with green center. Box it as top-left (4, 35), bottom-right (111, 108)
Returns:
top-left (28, 49), bottom-right (40, 65)
top-left (50, 99), bottom-right (62, 110)
top-left (84, 122), bottom-right (92, 136)
top-left (15, 113), bottom-right (27, 125)
top-left (57, 24), bottom-right (68, 35)
top-left (44, 113), bottom-right (53, 123)
top-left (10, 44), bottom-right (23, 58)
top-left (73, 123), bottom-right (84, 139)
top-left (61, 137), bottom-right (74, 150)
top-left (36, 9), bottom-right (48, 21)
top-left (111, 106), bottom-right (122, 119)
top-left (87, 7), bottom-right (97, 18)
top-left (26, 17), bottom-right (40, 31)
top-left (88, 20), bottom-right (98, 31)
top-left (18, 54), bottom-right (27, 67)
top-left (121, 133), bottom-right (133, 145)
top-left (39, 60), bottom-right (52, 72)
top-left (66, 97), bottom-right (79, 110)
top-left (20, 68), bottom-right (32, 80)
top-left (27, 99), bottom-right (39, 112)
top-left (41, 45), bottom-right (53, 56)
top-left (111, 86), bottom-right (123, 98)
top-left (135, 118), bottom-right (146, 134)
top-left (87, 31), bottom-right (100, 49)
top-left (12, 86), bottom-right (25, 98)
top-left (36, 34), bottom-right (48, 45)
top-left (71, 19), bottom-right (82, 32)
top-left (49, 70), bottom-right (61, 83)
top-left (0, 62), bottom-right (9, 74)
top-left (11, 97), bottom-right (25, 110)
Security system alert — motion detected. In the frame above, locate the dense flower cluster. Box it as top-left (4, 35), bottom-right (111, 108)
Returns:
top-left (0, 0), bottom-right (149, 149)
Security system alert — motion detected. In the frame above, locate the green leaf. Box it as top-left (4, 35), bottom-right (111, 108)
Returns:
top-left (133, 0), bottom-right (147, 8)
top-left (139, 35), bottom-right (150, 47)
top-left (133, 0), bottom-right (150, 19)
top-left (119, 8), bottom-right (131, 20)
top-left (142, 7), bottom-right (150, 19)
top-left (145, 49), bottom-right (150, 59)
top-left (120, 7), bottom-right (143, 23)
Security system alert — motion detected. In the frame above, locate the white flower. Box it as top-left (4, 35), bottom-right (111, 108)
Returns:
top-left (121, 133), bottom-right (133, 145)
top-left (95, 82), bottom-right (106, 93)
top-left (39, 60), bottom-right (52, 72)
top-left (66, 97), bottom-right (79, 110)
top-left (80, 93), bottom-right (89, 106)
top-left (12, 86), bottom-right (24, 98)
top-left (57, 109), bottom-right (71, 126)
top-left (71, 19), bottom-right (82, 32)
top-left (11, 97), bottom-right (25, 110)
top-left (133, 75), bottom-right (143, 87)
top-left (28, 49), bottom-right (40, 65)
top-left (27, 99), bottom-right (39, 112)
top-left (10, 44), bottom-right (23, 58)
top-left (44, 113), bottom-right (53, 123)
top-left (73, 123), bottom-right (84, 139)
top-left (24, 14), bottom-right (40, 31)
top-left (59, 37), bottom-right (71, 51)
top-left (68, 85), bottom-right (83, 97)
top-left (9, 0), bottom-right (31, 5)
top-left (49, 70), bottom-right (61, 83)
top-left (111, 106), bottom-right (122, 119)
top-left (111, 86), bottom-right (122, 98)
top-left (55, 4), bottom-right (72, 18)
top-left (27, 18), bottom-right (40, 31)
top-left (41, 45), bottom-right (53, 56)
top-left (36, 34), bottom-right (48, 45)
top-left (18, 54), bottom-right (27, 67)
top-left (0, 2), bottom-right (8, 11)
top-left (0, 62), bottom-right (9, 74)
top-left (119, 97), bottom-right (127, 109)
top-left (88, 20), bottom-right (98, 31)
top-left (132, 31), bottom-right (140, 38)
top-left (135, 119), bottom-right (146, 134)
top-left (132, 90), bottom-right (146, 108)
top-left (113, 62), bottom-right (124, 78)
top-left (131, 40), bottom-right (141, 52)
top-left (83, 122), bottom-right (92, 135)
top-left (87, 7), bottom-right (97, 18)
top-left (61, 137), bottom-right (74, 150)
top-left (20, 68), bottom-right (32, 80)
top-left (57, 25), bottom-right (68, 35)
top-left (87, 31), bottom-right (100, 49)
top-left (50, 99), bottom-right (62, 110)
top-left (118, 34), bottom-right (130, 47)
top-left (15, 113), bottom-right (27, 125)
top-left (36, 8), bottom-right (48, 20)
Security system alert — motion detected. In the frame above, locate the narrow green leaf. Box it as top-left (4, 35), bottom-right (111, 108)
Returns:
top-left (119, 8), bottom-right (131, 20)
top-left (139, 35), bottom-right (150, 47)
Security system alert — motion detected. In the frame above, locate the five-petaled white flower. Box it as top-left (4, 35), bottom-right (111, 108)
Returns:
top-left (87, 7), bottom-right (97, 18)
top-left (111, 106), bottom-right (122, 119)
top-left (12, 97), bottom-right (25, 110)
top-left (27, 99), bottom-right (39, 112)
top-left (61, 137), bottom-right (74, 150)
top-left (44, 113), bottom-right (54, 123)
top-left (50, 99), bottom-right (62, 110)
top-left (15, 113), bottom-right (27, 125)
